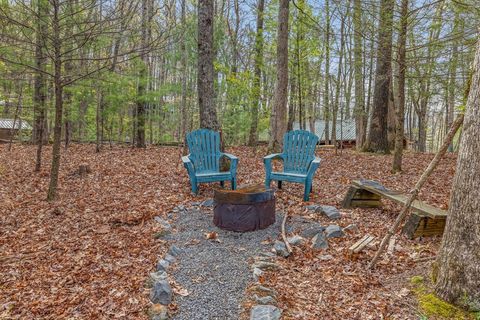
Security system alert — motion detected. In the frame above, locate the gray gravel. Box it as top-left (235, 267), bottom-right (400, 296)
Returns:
top-left (170, 207), bottom-right (281, 320)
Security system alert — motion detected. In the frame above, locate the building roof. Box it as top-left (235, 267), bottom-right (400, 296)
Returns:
top-left (293, 119), bottom-right (356, 141)
top-left (0, 118), bottom-right (32, 130)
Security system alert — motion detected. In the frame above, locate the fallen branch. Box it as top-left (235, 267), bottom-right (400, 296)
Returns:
top-left (368, 114), bottom-right (464, 269)
top-left (280, 203), bottom-right (293, 255)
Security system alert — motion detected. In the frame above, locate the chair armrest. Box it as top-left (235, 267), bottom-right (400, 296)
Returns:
top-left (221, 153), bottom-right (238, 161)
top-left (264, 153), bottom-right (283, 176)
top-left (221, 153), bottom-right (238, 176)
top-left (263, 153), bottom-right (283, 161)
top-left (307, 157), bottom-right (321, 176)
top-left (182, 155), bottom-right (195, 174)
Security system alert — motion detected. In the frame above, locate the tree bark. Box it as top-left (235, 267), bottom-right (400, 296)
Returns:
top-left (353, 0), bottom-right (365, 150)
top-left (136, 0), bottom-right (150, 148)
top-left (364, 0), bottom-right (394, 153)
top-left (180, 0), bottom-right (189, 154)
top-left (248, 0), bottom-right (265, 146)
top-left (435, 41), bottom-right (480, 312)
top-left (323, 0), bottom-right (330, 145)
top-left (198, 0), bottom-right (219, 130)
top-left (268, 0), bottom-right (289, 152)
top-left (47, 0), bottom-right (63, 201)
top-left (33, 0), bottom-right (48, 172)
top-left (392, 0), bottom-right (408, 173)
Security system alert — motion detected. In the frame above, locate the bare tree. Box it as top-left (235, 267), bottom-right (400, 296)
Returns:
top-left (198, 0), bottom-right (219, 130)
top-left (364, 0), bottom-right (394, 153)
top-left (392, 0), bottom-right (408, 172)
top-left (248, 0), bottom-right (265, 146)
top-left (268, 0), bottom-right (289, 152)
top-left (435, 40), bottom-right (480, 311)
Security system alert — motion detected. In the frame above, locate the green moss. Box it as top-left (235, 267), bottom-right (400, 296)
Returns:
top-left (410, 275), bottom-right (476, 320)
top-left (411, 275), bottom-right (425, 285)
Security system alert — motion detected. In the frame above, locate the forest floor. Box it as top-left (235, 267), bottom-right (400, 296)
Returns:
top-left (0, 144), bottom-right (457, 319)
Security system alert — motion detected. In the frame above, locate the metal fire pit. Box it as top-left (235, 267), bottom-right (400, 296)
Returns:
top-left (213, 184), bottom-right (275, 232)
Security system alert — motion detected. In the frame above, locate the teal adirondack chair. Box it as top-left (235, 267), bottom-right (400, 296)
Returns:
top-left (182, 129), bottom-right (238, 194)
top-left (264, 130), bottom-right (321, 201)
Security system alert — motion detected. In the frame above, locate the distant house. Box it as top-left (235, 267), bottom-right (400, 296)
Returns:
top-left (293, 119), bottom-right (356, 146)
top-left (0, 118), bottom-right (32, 142)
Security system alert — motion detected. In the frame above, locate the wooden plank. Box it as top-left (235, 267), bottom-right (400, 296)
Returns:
top-left (349, 200), bottom-right (382, 208)
top-left (349, 235), bottom-right (375, 255)
top-left (342, 186), bottom-right (361, 208)
top-left (352, 180), bottom-right (447, 218)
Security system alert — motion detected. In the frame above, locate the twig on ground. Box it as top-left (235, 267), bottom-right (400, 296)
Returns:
top-left (280, 203), bottom-right (293, 255)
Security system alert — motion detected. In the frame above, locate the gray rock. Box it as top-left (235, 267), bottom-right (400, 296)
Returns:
top-left (250, 305), bottom-right (282, 320)
top-left (156, 259), bottom-right (170, 272)
top-left (344, 224), bottom-right (359, 233)
top-left (325, 225), bottom-right (344, 238)
top-left (305, 204), bottom-right (320, 211)
top-left (168, 245), bottom-right (184, 257)
top-left (300, 224), bottom-right (326, 238)
top-left (319, 254), bottom-right (334, 261)
top-left (150, 280), bottom-right (172, 305)
top-left (164, 253), bottom-right (176, 264)
top-left (253, 267), bottom-right (263, 281)
top-left (252, 261), bottom-right (280, 271)
top-left (273, 240), bottom-right (290, 257)
top-left (254, 295), bottom-right (277, 305)
top-left (287, 235), bottom-right (305, 246)
top-left (311, 233), bottom-right (329, 250)
top-left (318, 205), bottom-right (341, 220)
top-left (191, 201), bottom-right (201, 206)
top-left (253, 285), bottom-right (277, 297)
top-left (176, 204), bottom-right (185, 211)
top-left (154, 217), bottom-right (172, 231)
top-left (202, 199), bottom-right (215, 207)
top-left (146, 271), bottom-right (168, 288)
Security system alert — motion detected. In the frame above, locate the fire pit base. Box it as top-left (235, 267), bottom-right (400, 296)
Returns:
top-left (213, 185), bottom-right (275, 232)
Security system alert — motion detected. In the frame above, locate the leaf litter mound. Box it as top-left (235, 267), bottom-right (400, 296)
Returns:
top-left (0, 144), bottom-right (456, 319)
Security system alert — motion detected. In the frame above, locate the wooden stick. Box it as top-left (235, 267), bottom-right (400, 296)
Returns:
top-left (280, 203), bottom-right (293, 254)
top-left (368, 114), bottom-right (464, 269)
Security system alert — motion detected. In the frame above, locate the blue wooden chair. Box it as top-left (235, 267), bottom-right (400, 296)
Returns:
top-left (264, 130), bottom-right (321, 201)
top-left (182, 129), bottom-right (238, 194)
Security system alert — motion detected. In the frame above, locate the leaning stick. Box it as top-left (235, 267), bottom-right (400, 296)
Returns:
top-left (280, 203), bottom-right (293, 254)
top-left (368, 114), bottom-right (464, 269)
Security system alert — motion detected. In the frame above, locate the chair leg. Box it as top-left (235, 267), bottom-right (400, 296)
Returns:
top-left (220, 181), bottom-right (225, 188)
top-left (265, 178), bottom-right (271, 189)
top-left (231, 178), bottom-right (237, 190)
top-left (303, 180), bottom-right (312, 201)
top-left (278, 181), bottom-right (282, 189)
top-left (191, 182), bottom-right (199, 195)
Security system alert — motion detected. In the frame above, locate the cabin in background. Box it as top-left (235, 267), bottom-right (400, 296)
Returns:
top-left (293, 119), bottom-right (357, 147)
top-left (0, 118), bottom-right (32, 142)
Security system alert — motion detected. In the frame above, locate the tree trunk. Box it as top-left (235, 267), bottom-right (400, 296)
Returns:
top-left (136, 0), bottom-right (149, 148)
top-left (47, 0), bottom-right (63, 201)
top-left (33, 0), bottom-right (48, 172)
top-left (323, 0), bottom-right (330, 145)
top-left (332, 10), bottom-right (346, 148)
top-left (248, 0), bottom-right (264, 146)
top-left (435, 41), bottom-right (480, 311)
top-left (392, 0), bottom-right (408, 172)
top-left (198, 0), bottom-right (219, 130)
top-left (268, 0), bottom-right (289, 152)
top-left (180, 0), bottom-right (189, 153)
top-left (364, 0), bottom-right (394, 153)
top-left (353, 0), bottom-right (365, 150)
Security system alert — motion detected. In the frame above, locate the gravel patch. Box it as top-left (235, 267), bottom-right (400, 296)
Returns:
top-left (170, 207), bottom-right (281, 320)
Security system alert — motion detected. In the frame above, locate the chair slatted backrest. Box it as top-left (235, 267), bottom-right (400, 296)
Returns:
top-left (186, 129), bottom-right (221, 173)
top-left (282, 130), bottom-right (319, 174)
